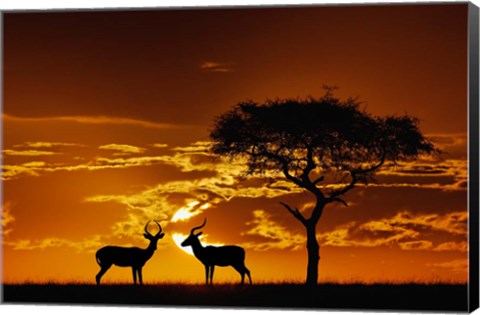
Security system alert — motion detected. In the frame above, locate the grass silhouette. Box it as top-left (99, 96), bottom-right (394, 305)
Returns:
top-left (2, 282), bottom-right (467, 311)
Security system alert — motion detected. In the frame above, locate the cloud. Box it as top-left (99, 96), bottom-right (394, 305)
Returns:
top-left (2, 164), bottom-right (42, 180)
top-left (318, 180), bottom-right (467, 193)
top-left (150, 176), bottom-right (294, 201)
top-left (428, 211), bottom-right (468, 235)
top-left (3, 137), bottom-right (467, 260)
top-left (85, 192), bottom-right (178, 238)
top-left (14, 141), bottom-right (85, 148)
top-left (170, 140), bottom-right (466, 195)
top-left (152, 143), bottom-right (169, 148)
top-left (0, 150), bottom-right (207, 181)
top-left (80, 166), bottom-right (295, 247)
top-left (4, 235), bottom-right (106, 253)
top-left (2, 149), bottom-right (58, 156)
top-left (297, 157), bottom-right (468, 193)
top-left (2, 155), bottom-right (179, 180)
top-left (398, 240), bottom-right (433, 250)
top-left (318, 223), bottom-right (357, 247)
top-left (433, 241), bottom-right (468, 252)
top-left (427, 133), bottom-right (467, 153)
top-left (83, 168), bottom-right (295, 240)
top-left (318, 210), bottom-right (467, 251)
top-left (242, 210), bottom-right (305, 251)
top-left (2, 224), bottom-right (170, 253)
top-left (199, 61), bottom-right (234, 72)
top-left (363, 211), bottom-right (467, 236)
top-left (3, 114), bottom-right (181, 129)
top-left (379, 158), bottom-right (467, 177)
top-left (2, 137), bottom-right (468, 195)
top-left (374, 158), bottom-right (467, 192)
top-left (172, 141), bottom-right (212, 153)
top-left (1, 203), bottom-right (15, 237)
top-left (6, 140), bottom-right (468, 251)
top-left (99, 144), bottom-right (147, 155)
top-left (166, 142), bottom-right (453, 201)
top-left (80, 143), bottom-right (297, 204)
top-left (1, 140), bottom-right (221, 181)
top-left (427, 259), bottom-right (468, 273)
top-left (92, 156), bottom-right (176, 169)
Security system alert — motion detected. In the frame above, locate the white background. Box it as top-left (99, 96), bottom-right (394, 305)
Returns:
top-left (0, 0), bottom-right (479, 315)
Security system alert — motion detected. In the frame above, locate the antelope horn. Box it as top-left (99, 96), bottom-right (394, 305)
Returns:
top-left (190, 218), bottom-right (207, 235)
top-left (154, 220), bottom-right (162, 235)
top-left (144, 220), bottom-right (152, 235)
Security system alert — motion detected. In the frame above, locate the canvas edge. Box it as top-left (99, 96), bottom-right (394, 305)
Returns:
top-left (468, 1), bottom-right (480, 313)
top-left (0, 2), bottom-right (476, 313)
top-left (0, 1), bottom-right (471, 14)
top-left (0, 8), bottom-right (4, 305)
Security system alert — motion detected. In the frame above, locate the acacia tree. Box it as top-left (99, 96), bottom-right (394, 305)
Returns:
top-left (209, 93), bottom-right (438, 286)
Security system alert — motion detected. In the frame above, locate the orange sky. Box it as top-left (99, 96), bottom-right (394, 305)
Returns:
top-left (1, 4), bottom-right (469, 284)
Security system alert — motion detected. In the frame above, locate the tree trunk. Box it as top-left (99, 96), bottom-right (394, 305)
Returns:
top-left (305, 221), bottom-right (320, 286)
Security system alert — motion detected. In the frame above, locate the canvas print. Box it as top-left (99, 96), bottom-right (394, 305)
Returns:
top-left (1, 2), bottom-right (479, 312)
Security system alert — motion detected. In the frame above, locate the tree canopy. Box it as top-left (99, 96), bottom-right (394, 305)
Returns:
top-left (210, 94), bottom-right (437, 203)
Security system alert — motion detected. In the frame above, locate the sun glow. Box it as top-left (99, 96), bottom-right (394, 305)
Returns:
top-left (170, 201), bottom-right (216, 255)
top-left (172, 233), bottom-right (194, 255)
top-left (171, 201), bottom-right (211, 222)
top-left (172, 233), bottom-right (225, 256)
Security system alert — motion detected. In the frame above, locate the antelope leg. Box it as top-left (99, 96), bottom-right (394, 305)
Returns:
top-left (210, 266), bottom-right (215, 284)
top-left (96, 265), bottom-right (111, 285)
top-left (204, 265), bottom-right (209, 285)
top-left (132, 267), bottom-right (137, 284)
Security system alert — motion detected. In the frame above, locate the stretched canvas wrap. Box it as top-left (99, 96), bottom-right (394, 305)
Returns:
top-left (1, 2), bottom-right (479, 313)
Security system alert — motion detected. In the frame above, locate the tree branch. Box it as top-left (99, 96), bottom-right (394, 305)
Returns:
top-left (244, 146), bottom-right (302, 186)
top-left (282, 165), bottom-right (304, 188)
top-left (302, 144), bottom-right (316, 180)
top-left (298, 145), bottom-right (327, 200)
top-left (249, 144), bottom-right (325, 200)
top-left (312, 175), bottom-right (325, 185)
top-left (330, 197), bottom-right (348, 207)
top-left (326, 171), bottom-right (358, 201)
top-left (326, 150), bottom-right (386, 203)
top-left (261, 150), bottom-right (305, 188)
top-left (354, 149), bottom-right (386, 175)
top-left (279, 202), bottom-right (307, 225)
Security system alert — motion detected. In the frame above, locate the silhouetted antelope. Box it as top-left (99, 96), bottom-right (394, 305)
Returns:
top-left (95, 220), bottom-right (164, 285)
top-left (181, 219), bottom-right (252, 285)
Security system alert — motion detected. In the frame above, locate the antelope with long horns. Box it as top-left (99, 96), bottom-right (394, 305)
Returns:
top-left (181, 218), bottom-right (252, 285)
top-left (95, 220), bottom-right (164, 285)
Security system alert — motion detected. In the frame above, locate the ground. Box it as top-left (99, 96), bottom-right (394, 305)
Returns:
top-left (1, 283), bottom-right (468, 312)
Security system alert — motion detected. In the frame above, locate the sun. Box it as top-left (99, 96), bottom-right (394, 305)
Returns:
top-left (171, 201), bottom-right (218, 255)
top-left (172, 233), bottom-right (194, 255)
top-left (171, 209), bottom-right (194, 222)
top-left (171, 201), bottom-right (212, 223)
top-left (171, 201), bottom-right (200, 222)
